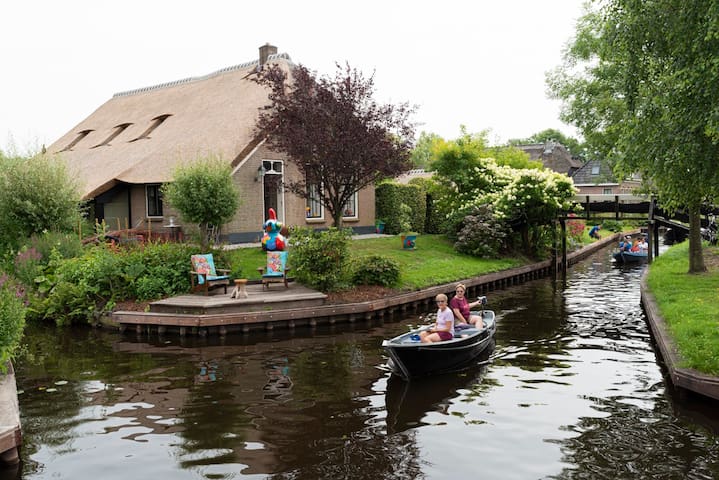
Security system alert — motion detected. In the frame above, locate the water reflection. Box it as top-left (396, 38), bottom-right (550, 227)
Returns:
top-left (8, 245), bottom-right (719, 479)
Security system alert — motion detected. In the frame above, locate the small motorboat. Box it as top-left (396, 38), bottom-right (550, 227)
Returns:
top-left (613, 250), bottom-right (648, 263)
top-left (382, 299), bottom-right (496, 380)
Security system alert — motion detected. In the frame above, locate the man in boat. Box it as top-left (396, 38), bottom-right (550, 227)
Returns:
top-left (420, 294), bottom-right (455, 343)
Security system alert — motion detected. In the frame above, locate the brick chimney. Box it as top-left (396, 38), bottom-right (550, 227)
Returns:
top-left (259, 43), bottom-right (278, 66)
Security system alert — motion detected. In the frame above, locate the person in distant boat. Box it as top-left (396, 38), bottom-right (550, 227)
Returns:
top-left (630, 239), bottom-right (640, 252)
top-left (588, 224), bottom-right (601, 239)
top-left (449, 283), bottom-right (484, 329)
top-left (639, 237), bottom-right (648, 252)
top-left (420, 293), bottom-right (455, 343)
top-left (618, 236), bottom-right (632, 252)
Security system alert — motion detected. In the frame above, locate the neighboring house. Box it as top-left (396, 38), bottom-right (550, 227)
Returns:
top-left (516, 141), bottom-right (583, 177)
top-left (48, 44), bottom-right (376, 243)
top-left (570, 158), bottom-right (641, 195)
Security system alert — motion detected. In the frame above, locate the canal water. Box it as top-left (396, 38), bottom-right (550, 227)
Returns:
top-left (5, 245), bottom-right (719, 479)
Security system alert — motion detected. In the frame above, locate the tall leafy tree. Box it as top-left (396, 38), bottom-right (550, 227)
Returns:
top-left (410, 131), bottom-right (443, 170)
top-left (548, 0), bottom-right (719, 272)
top-left (162, 156), bottom-right (240, 248)
top-left (255, 63), bottom-right (415, 227)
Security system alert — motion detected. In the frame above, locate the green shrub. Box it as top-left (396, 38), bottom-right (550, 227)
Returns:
top-left (601, 219), bottom-right (623, 233)
top-left (0, 153), bottom-right (84, 251)
top-left (290, 227), bottom-right (351, 291)
top-left (0, 275), bottom-right (26, 369)
top-left (453, 205), bottom-right (508, 258)
top-left (352, 255), bottom-right (400, 287)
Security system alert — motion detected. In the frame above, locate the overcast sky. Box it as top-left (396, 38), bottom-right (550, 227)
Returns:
top-left (1, 0), bottom-right (585, 155)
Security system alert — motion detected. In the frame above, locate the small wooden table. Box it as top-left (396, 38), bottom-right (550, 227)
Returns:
top-left (230, 279), bottom-right (248, 299)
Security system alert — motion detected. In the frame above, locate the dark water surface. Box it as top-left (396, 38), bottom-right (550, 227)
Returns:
top-left (6, 246), bottom-right (719, 479)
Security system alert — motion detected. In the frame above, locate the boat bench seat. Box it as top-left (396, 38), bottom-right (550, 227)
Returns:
top-left (455, 327), bottom-right (480, 338)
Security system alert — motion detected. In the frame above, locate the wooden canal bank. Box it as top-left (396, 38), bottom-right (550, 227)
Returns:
top-left (641, 276), bottom-right (719, 402)
top-left (112, 233), bottom-right (624, 337)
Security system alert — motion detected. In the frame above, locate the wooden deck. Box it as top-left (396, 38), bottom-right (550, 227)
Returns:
top-left (112, 234), bottom-right (621, 337)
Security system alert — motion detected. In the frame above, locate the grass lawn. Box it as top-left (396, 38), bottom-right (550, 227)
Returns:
top-left (646, 241), bottom-right (719, 375)
top-left (225, 234), bottom-right (527, 291)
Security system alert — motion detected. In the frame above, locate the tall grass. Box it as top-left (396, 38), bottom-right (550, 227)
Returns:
top-left (646, 241), bottom-right (719, 374)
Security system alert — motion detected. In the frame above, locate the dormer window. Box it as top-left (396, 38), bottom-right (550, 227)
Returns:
top-left (59, 129), bottom-right (93, 152)
top-left (591, 165), bottom-right (600, 175)
top-left (130, 114), bottom-right (172, 142)
top-left (92, 123), bottom-right (132, 148)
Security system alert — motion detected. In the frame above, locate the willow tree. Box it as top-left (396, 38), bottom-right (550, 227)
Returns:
top-left (548, 0), bottom-right (719, 272)
top-left (254, 63), bottom-right (415, 228)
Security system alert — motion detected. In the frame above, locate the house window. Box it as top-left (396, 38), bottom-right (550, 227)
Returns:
top-left (93, 123), bottom-right (132, 148)
top-left (306, 183), bottom-right (323, 219)
top-left (59, 129), bottom-right (93, 152)
top-left (131, 114), bottom-right (172, 142)
top-left (342, 190), bottom-right (358, 220)
top-left (603, 188), bottom-right (613, 195)
top-left (591, 165), bottom-right (600, 175)
top-left (146, 184), bottom-right (163, 217)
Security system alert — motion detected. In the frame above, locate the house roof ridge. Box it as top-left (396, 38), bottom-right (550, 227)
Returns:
top-left (112, 52), bottom-right (293, 98)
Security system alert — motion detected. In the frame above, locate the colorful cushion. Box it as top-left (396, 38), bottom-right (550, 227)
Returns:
top-left (192, 254), bottom-right (218, 285)
top-left (263, 251), bottom-right (288, 277)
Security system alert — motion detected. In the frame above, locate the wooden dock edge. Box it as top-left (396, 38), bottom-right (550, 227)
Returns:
top-left (641, 273), bottom-right (719, 401)
top-left (113, 234), bottom-right (621, 335)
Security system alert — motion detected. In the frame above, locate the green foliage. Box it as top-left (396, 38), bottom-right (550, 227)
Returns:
top-left (0, 152), bottom-right (84, 251)
top-left (453, 205), bottom-right (508, 258)
top-left (600, 219), bottom-right (623, 233)
top-left (28, 241), bottom-right (201, 325)
top-left (289, 227), bottom-right (352, 291)
top-left (647, 242), bottom-right (719, 374)
top-left (408, 177), bottom-right (442, 234)
top-left (0, 276), bottom-right (27, 370)
top-left (375, 182), bottom-right (426, 234)
top-left (548, 1), bottom-right (719, 271)
top-left (351, 255), bottom-right (400, 287)
top-left (410, 131), bottom-right (443, 169)
top-left (161, 156), bottom-right (240, 248)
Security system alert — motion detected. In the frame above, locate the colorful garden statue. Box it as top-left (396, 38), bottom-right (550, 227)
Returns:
top-left (261, 208), bottom-right (287, 251)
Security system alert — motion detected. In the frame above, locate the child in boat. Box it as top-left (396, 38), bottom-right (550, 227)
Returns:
top-left (420, 293), bottom-right (455, 343)
top-left (450, 283), bottom-right (484, 328)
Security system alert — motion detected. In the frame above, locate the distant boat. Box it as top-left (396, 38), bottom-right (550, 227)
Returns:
top-left (613, 250), bottom-right (648, 263)
top-left (382, 306), bottom-right (496, 380)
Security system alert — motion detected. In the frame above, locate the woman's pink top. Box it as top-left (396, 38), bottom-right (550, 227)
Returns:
top-left (449, 296), bottom-right (470, 320)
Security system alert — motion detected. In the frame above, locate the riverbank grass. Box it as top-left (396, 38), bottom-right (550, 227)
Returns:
top-left (646, 241), bottom-right (719, 375)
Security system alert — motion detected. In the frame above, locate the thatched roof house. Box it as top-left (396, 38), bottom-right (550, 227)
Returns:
top-left (48, 44), bottom-right (376, 243)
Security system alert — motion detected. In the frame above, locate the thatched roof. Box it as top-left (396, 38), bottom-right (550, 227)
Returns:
top-left (48, 51), bottom-right (293, 199)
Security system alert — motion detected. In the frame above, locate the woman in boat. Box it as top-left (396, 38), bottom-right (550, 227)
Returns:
top-left (449, 283), bottom-right (484, 329)
top-left (420, 294), bottom-right (455, 343)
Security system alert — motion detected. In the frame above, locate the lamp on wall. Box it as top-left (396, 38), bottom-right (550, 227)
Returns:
top-left (255, 165), bottom-right (266, 182)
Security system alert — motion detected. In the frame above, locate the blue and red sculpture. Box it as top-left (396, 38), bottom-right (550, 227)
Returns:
top-left (261, 208), bottom-right (287, 251)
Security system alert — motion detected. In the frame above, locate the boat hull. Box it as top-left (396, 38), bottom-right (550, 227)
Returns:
top-left (382, 310), bottom-right (496, 380)
top-left (613, 251), bottom-right (647, 263)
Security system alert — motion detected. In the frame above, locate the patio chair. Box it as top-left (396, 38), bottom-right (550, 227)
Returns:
top-left (190, 253), bottom-right (230, 295)
top-left (257, 251), bottom-right (291, 289)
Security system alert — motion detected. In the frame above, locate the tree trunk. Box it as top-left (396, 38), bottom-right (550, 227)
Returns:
top-left (688, 206), bottom-right (706, 273)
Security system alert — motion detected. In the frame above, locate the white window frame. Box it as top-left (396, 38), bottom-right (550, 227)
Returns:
top-left (342, 190), bottom-right (358, 220)
top-left (306, 182), bottom-right (324, 221)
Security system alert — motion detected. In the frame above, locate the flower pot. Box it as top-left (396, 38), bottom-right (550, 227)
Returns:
top-left (401, 234), bottom-right (417, 250)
